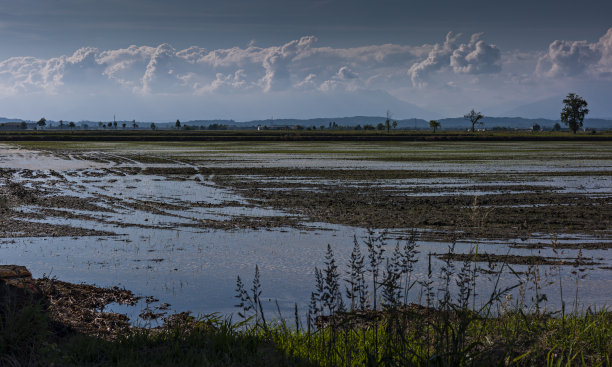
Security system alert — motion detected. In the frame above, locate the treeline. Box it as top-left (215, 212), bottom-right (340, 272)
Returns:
top-left (1, 130), bottom-right (611, 142)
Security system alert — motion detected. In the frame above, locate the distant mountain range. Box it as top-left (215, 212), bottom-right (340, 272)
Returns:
top-left (500, 93), bottom-right (612, 120)
top-left (2, 116), bottom-right (611, 130)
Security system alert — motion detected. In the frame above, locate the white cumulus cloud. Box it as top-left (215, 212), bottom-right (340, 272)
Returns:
top-left (409, 32), bottom-right (501, 86)
top-left (0, 34), bottom-right (465, 96)
top-left (450, 33), bottom-right (501, 74)
top-left (0, 32), bottom-right (505, 100)
top-left (537, 27), bottom-right (612, 78)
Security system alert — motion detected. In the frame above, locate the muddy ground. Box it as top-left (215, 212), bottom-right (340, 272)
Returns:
top-left (434, 252), bottom-right (603, 266)
top-left (0, 175), bottom-right (115, 237)
top-left (208, 168), bottom-right (612, 247)
top-left (34, 277), bottom-right (138, 338)
top-left (1, 163), bottom-right (611, 248)
top-left (20, 277), bottom-right (188, 339)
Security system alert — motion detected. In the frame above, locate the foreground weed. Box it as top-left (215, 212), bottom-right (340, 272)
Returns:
top-left (235, 231), bottom-right (611, 366)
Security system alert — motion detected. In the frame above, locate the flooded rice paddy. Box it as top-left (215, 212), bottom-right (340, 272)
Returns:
top-left (1, 141), bottom-right (611, 324)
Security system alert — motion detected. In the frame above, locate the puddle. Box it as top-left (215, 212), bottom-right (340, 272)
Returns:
top-left (1, 227), bottom-right (610, 319)
top-left (0, 146), bottom-right (104, 170)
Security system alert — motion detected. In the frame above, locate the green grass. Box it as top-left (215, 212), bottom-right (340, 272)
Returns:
top-left (1, 129), bottom-right (611, 146)
top-left (264, 310), bottom-right (612, 366)
top-left (2, 301), bottom-right (610, 366)
top-left (0, 303), bottom-right (308, 366)
top-left (56, 320), bottom-right (305, 367)
top-left (7, 139), bottom-right (612, 164)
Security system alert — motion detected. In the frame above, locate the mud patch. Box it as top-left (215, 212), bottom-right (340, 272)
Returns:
top-left (435, 252), bottom-right (601, 266)
top-left (0, 213), bottom-right (115, 238)
top-left (34, 277), bottom-right (139, 338)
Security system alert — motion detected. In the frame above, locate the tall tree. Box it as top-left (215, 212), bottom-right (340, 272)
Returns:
top-left (175, 119), bottom-right (181, 129)
top-left (560, 93), bottom-right (589, 134)
top-left (464, 109), bottom-right (484, 132)
top-left (429, 120), bottom-right (441, 133)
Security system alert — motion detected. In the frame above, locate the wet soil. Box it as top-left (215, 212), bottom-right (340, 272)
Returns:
top-left (178, 166), bottom-right (612, 179)
top-left (34, 277), bottom-right (138, 338)
top-left (434, 253), bottom-right (602, 266)
top-left (510, 241), bottom-right (612, 250)
top-left (28, 277), bottom-right (207, 340)
top-left (5, 161), bottom-right (610, 244)
top-left (103, 165), bottom-right (612, 180)
top-left (213, 171), bottom-right (612, 243)
top-left (0, 174), bottom-right (117, 237)
top-left (0, 164), bottom-right (308, 235)
top-left (0, 213), bottom-right (113, 237)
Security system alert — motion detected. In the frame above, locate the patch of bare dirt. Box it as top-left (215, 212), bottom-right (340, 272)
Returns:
top-left (434, 252), bottom-right (601, 266)
top-left (213, 171), bottom-right (612, 244)
top-left (34, 277), bottom-right (139, 338)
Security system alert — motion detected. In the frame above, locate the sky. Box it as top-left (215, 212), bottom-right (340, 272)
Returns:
top-left (0, 0), bottom-right (611, 121)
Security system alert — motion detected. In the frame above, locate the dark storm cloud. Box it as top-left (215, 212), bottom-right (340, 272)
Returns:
top-left (1, 0), bottom-right (610, 58)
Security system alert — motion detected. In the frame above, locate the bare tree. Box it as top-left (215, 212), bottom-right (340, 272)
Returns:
top-left (464, 109), bottom-right (484, 132)
top-left (385, 110), bottom-right (392, 133)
